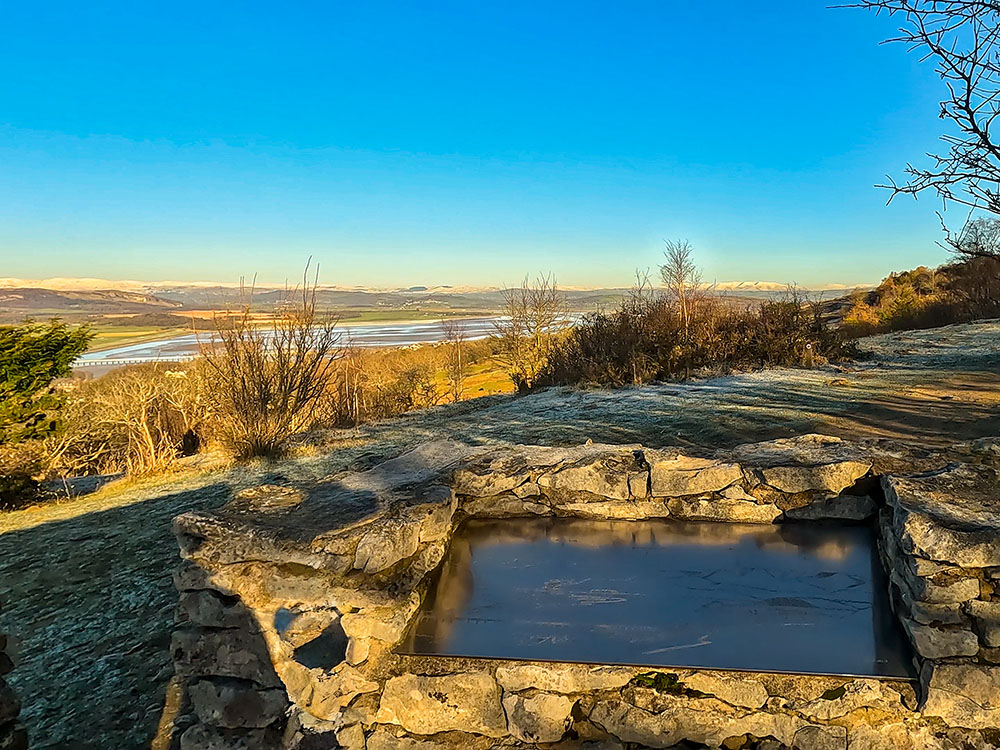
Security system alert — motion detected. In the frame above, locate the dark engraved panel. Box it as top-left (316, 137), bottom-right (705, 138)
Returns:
top-left (399, 517), bottom-right (914, 678)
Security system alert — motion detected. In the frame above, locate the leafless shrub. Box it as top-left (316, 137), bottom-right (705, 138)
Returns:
top-left (441, 319), bottom-right (468, 403)
top-left (201, 264), bottom-right (343, 458)
top-left (494, 274), bottom-right (568, 392)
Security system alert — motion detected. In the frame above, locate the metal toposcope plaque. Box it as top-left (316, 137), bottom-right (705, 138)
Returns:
top-left (399, 517), bottom-right (915, 678)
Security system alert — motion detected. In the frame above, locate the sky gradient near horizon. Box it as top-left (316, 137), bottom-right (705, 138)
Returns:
top-left (0, 1), bottom-right (969, 288)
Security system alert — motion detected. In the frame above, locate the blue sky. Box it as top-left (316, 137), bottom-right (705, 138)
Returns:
top-left (0, 1), bottom-right (963, 287)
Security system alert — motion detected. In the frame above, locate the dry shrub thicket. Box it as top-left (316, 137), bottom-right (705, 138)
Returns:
top-left (841, 257), bottom-right (1000, 337)
top-left (540, 243), bottom-right (853, 387)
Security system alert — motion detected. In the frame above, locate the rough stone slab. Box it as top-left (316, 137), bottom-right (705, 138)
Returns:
top-left (883, 466), bottom-right (1000, 568)
top-left (462, 495), bottom-right (550, 518)
top-left (590, 693), bottom-right (838, 749)
top-left (725, 434), bottom-right (872, 494)
top-left (340, 594), bottom-right (420, 644)
top-left (677, 671), bottom-right (768, 709)
top-left (922, 662), bottom-right (1000, 729)
top-left (177, 590), bottom-right (252, 629)
top-left (553, 500), bottom-right (670, 520)
top-left (903, 620), bottom-right (979, 659)
top-left (179, 723), bottom-right (282, 750)
top-left (503, 692), bottom-right (575, 743)
top-left (175, 440), bottom-right (471, 572)
top-left (353, 518), bottom-right (421, 574)
top-left (375, 672), bottom-right (507, 737)
top-left (171, 628), bottom-right (282, 687)
top-left (968, 599), bottom-right (1000, 648)
top-left (787, 679), bottom-right (909, 721)
top-left (366, 727), bottom-right (498, 750)
top-left (189, 677), bottom-right (288, 729)
top-left (496, 664), bottom-right (636, 694)
top-left (646, 453), bottom-right (743, 497)
top-left (278, 661), bottom-right (378, 721)
top-left (538, 450), bottom-right (647, 501)
top-left (666, 497), bottom-right (781, 524)
top-left (783, 493), bottom-right (876, 522)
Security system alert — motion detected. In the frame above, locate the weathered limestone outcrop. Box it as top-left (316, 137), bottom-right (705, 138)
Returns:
top-left (169, 434), bottom-right (1000, 749)
top-left (879, 461), bottom-right (1000, 733)
top-left (0, 613), bottom-right (27, 750)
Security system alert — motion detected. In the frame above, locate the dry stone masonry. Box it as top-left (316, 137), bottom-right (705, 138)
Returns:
top-left (0, 609), bottom-right (27, 750)
top-left (170, 434), bottom-right (1000, 749)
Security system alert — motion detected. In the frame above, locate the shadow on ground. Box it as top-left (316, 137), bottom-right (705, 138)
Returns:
top-left (0, 482), bottom-right (231, 749)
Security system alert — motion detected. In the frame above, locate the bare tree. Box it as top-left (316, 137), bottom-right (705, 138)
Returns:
top-left (659, 239), bottom-right (702, 336)
top-left (945, 214), bottom-right (1000, 260)
top-left (494, 274), bottom-right (567, 391)
top-left (201, 261), bottom-right (343, 458)
top-left (848, 1), bottom-right (1000, 215)
top-left (441, 319), bottom-right (468, 403)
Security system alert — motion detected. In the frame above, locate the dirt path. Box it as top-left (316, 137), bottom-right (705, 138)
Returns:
top-left (2, 320), bottom-right (999, 748)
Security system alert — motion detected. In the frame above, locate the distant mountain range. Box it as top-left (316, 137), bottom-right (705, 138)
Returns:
top-left (0, 277), bottom-right (870, 324)
top-left (0, 277), bottom-right (867, 294)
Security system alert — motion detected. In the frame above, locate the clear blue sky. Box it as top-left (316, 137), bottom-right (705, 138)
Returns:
top-left (0, 1), bottom-right (962, 288)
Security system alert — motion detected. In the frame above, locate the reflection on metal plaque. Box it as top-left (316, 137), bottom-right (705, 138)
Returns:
top-left (399, 517), bottom-right (914, 679)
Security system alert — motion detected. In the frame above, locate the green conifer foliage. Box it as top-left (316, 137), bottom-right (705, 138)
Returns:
top-left (0, 321), bottom-right (92, 444)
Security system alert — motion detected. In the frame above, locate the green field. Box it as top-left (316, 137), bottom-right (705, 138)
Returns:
top-left (86, 325), bottom-right (190, 352)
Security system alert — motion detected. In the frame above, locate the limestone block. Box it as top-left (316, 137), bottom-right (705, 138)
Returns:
top-left (538, 452), bottom-right (645, 501)
top-left (758, 461), bottom-right (871, 494)
top-left (366, 727), bottom-right (497, 750)
top-left (783, 493), bottom-right (876, 522)
top-left (788, 679), bottom-right (909, 721)
top-left (278, 661), bottom-right (378, 721)
top-left (678, 671), bottom-right (768, 710)
top-left (172, 627), bottom-right (282, 687)
top-left (726, 434), bottom-right (871, 494)
top-left (889, 563), bottom-right (980, 606)
top-left (968, 599), bottom-right (1000, 648)
top-left (495, 664), bottom-right (635, 694)
top-left (554, 501), bottom-right (670, 520)
top-left (883, 470), bottom-right (1000, 568)
top-left (345, 637), bottom-right (370, 665)
top-left (503, 692), bottom-right (576, 743)
top-left (590, 695), bottom-right (828, 749)
top-left (353, 519), bottom-right (421, 574)
top-left (646, 453), bottom-right (743, 497)
top-left (179, 723), bottom-right (281, 750)
top-left (177, 590), bottom-right (252, 629)
top-left (903, 620), bottom-right (979, 659)
top-left (666, 497), bottom-right (782, 524)
top-left (462, 495), bottom-right (550, 518)
top-left (513, 482), bottom-right (541, 498)
top-left (189, 677), bottom-right (288, 729)
top-left (375, 672), bottom-right (507, 737)
top-left (334, 723), bottom-right (366, 750)
top-left (339, 594), bottom-right (420, 645)
top-left (922, 662), bottom-right (1000, 729)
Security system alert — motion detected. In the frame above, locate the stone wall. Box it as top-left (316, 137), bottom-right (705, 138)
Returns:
top-left (880, 464), bottom-right (1000, 732)
top-left (170, 435), bottom-right (1000, 749)
top-left (0, 608), bottom-right (27, 750)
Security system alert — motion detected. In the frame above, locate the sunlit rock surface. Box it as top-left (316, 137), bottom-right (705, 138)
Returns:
top-left (169, 434), bottom-right (1000, 748)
